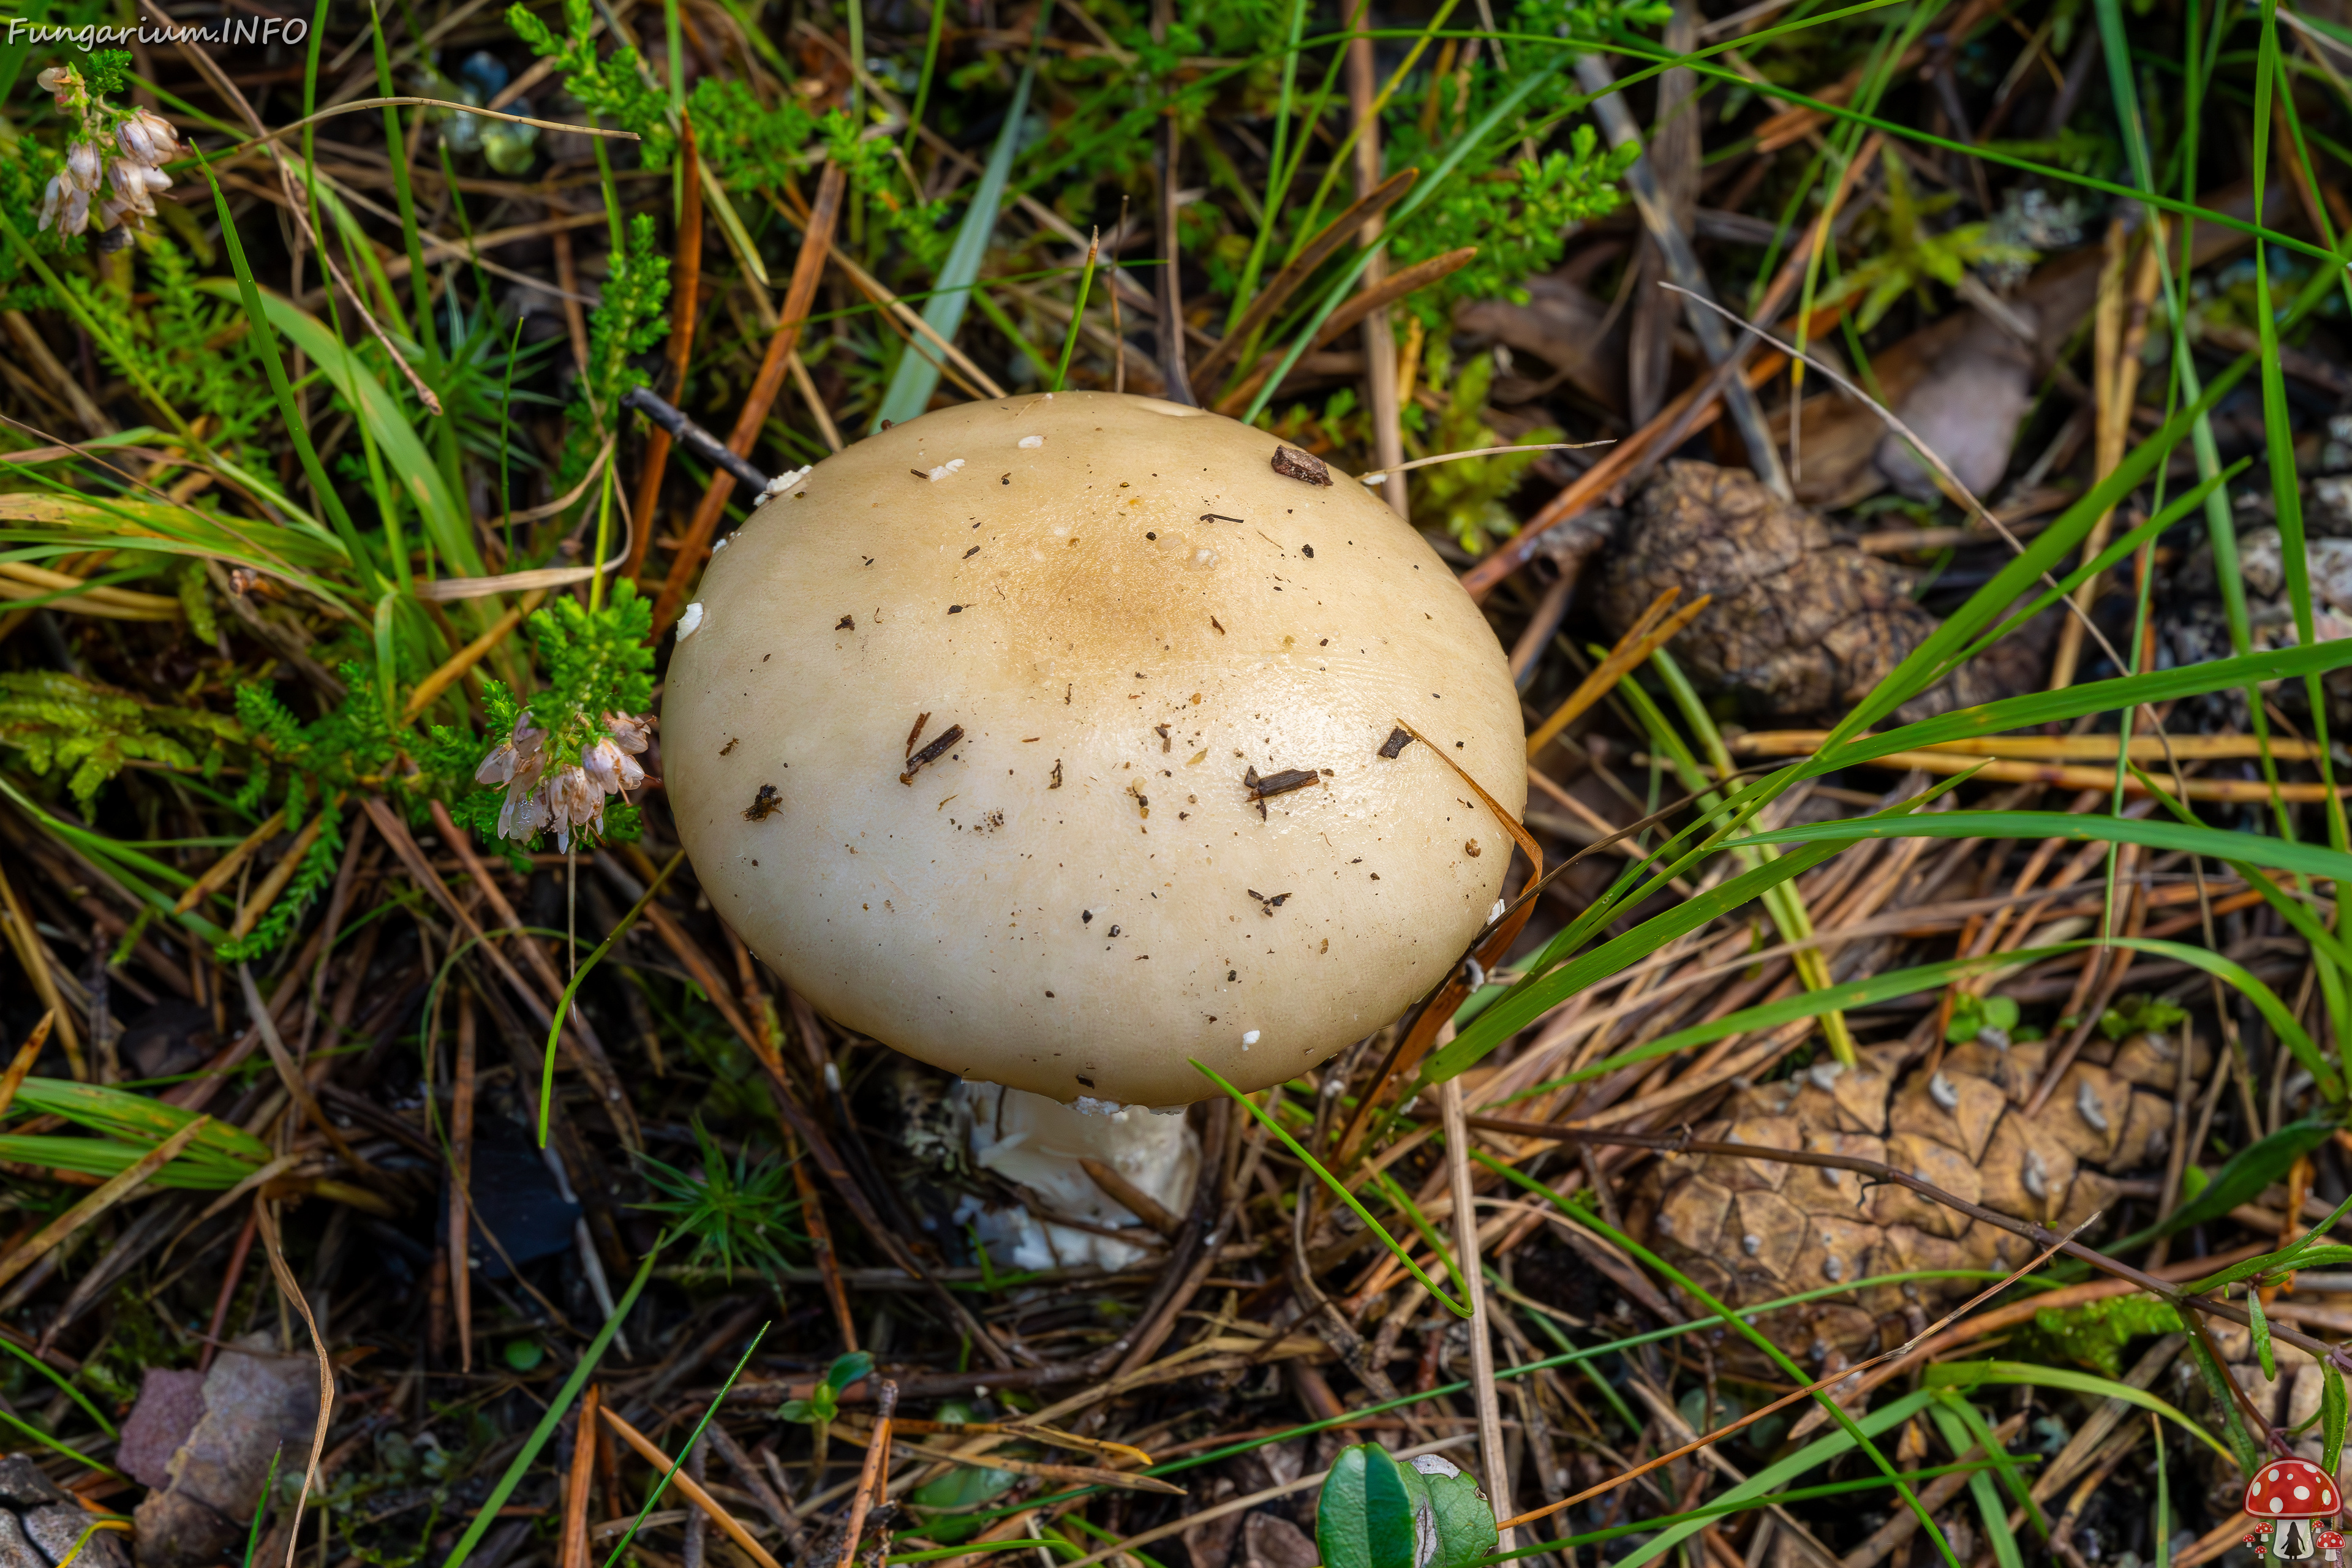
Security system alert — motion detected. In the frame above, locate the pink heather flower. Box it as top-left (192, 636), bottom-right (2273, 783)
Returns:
top-left (64, 141), bottom-right (100, 193)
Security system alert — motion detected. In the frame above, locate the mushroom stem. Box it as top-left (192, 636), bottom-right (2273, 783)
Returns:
top-left (959, 1084), bottom-right (1199, 1271)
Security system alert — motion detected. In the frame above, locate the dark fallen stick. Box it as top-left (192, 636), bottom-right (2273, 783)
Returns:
top-left (622, 386), bottom-right (771, 495)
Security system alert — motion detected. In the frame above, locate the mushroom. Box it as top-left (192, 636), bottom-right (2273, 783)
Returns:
top-left (2318, 1529), bottom-right (2343, 1565)
top-left (2248, 1457), bottom-right (2339, 1561)
top-left (662, 393), bottom-right (1525, 1265)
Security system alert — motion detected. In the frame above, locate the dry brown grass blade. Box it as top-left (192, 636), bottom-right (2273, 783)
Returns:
top-left (886, 1420), bottom-right (1153, 1469)
top-left (624, 116), bottom-right (705, 584)
top-left (0, 858), bottom-right (79, 1077)
top-left (1705, 748), bottom-right (2346, 802)
top-left (653, 157), bottom-right (848, 641)
top-left (1186, 167), bottom-right (1419, 397)
top-left (1731, 731), bottom-right (2333, 762)
top-left (561, 1384), bottom-right (601, 1568)
top-left (1328, 721), bottom-right (1539, 1170)
top-left (1211, 247), bottom-right (1480, 416)
top-left (600, 1405), bottom-right (786, 1568)
top-left (1527, 588), bottom-right (1713, 758)
top-left (173, 807), bottom-right (288, 914)
top-left (834, 1422), bottom-right (1182, 1493)
top-left (228, 809), bottom-right (333, 942)
top-left (402, 590), bottom-right (545, 722)
top-left (237, 963), bottom-right (374, 1172)
top-left (834, 1378), bottom-right (896, 1567)
top-left (1491, 1212), bottom-right (2094, 1531)
top-left (255, 1199), bottom-right (336, 1568)
top-left (0, 1011), bottom-right (52, 1119)
top-left (0, 1112), bottom-right (212, 1292)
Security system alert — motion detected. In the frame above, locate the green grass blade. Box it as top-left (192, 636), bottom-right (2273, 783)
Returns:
top-left (872, 5), bottom-right (1049, 428)
top-left (1482, 1151), bottom-right (1955, 1568)
top-left (1924, 1364), bottom-right (2231, 1464)
top-left (437, 1240), bottom-right (665, 1568)
top-left (1194, 1059), bottom-right (1469, 1316)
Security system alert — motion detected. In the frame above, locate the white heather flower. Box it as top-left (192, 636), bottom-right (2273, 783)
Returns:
top-left (116, 109), bottom-right (180, 168)
top-left (64, 141), bottom-right (100, 193)
top-left (580, 736), bottom-right (644, 795)
top-left (497, 781), bottom-right (552, 841)
top-left (544, 765), bottom-right (606, 851)
top-left (37, 176), bottom-right (62, 233)
top-left (36, 67), bottom-right (78, 110)
top-left (603, 712), bottom-right (651, 754)
top-left (51, 182), bottom-right (89, 236)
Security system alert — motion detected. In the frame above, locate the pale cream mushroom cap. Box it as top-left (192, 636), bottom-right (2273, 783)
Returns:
top-left (663, 391), bottom-right (1525, 1107)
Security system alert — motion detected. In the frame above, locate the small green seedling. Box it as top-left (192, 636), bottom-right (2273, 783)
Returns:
top-left (2098, 994), bottom-right (2190, 1041)
top-left (1944, 992), bottom-right (2020, 1046)
top-left (780, 1351), bottom-right (874, 1480)
top-left (1317, 1444), bottom-right (1497, 1568)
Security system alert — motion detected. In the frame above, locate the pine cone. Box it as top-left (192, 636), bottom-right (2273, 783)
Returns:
top-left (1629, 1027), bottom-right (2202, 1365)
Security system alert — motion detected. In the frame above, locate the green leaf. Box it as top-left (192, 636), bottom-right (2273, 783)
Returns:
top-left (1316, 1446), bottom-right (1493, 1568)
top-left (2106, 1118), bottom-right (2335, 1253)
top-left (2324, 1365), bottom-right (2347, 1477)
top-left (2248, 1289), bottom-right (2278, 1381)
top-left (1412, 1454), bottom-right (1498, 1568)
top-left (825, 1351), bottom-right (876, 1393)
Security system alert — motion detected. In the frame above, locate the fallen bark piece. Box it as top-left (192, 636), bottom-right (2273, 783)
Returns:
top-left (132, 1333), bottom-right (322, 1568)
top-left (1875, 307), bottom-right (2038, 502)
top-left (1597, 460), bottom-right (2048, 721)
top-left (0, 1455), bottom-right (132, 1568)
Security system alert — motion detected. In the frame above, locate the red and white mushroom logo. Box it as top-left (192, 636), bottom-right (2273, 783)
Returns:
top-left (2248, 1459), bottom-right (2340, 1518)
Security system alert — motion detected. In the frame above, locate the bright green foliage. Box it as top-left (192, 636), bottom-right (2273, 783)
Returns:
top-left (1518, 0), bottom-right (1675, 42)
top-left (526, 580), bottom-right (655, 753)
top-left (779, 1351), bottom-right (875, 1428)
top-left (2019, 1294), bottom-right (2182, 1378)
top-left (686, 78), bottom-right (819, 192)
top-left (632, 1120), bottom-right (805, 1282)
top-left (66, 241), bottom-right (270, 445)
top-left (0, 669), bottom-right (241, 815)
top-left (233, 663), bottom-right (402, 822)
top-left (216, 800), bottom-right (344, 962)
top-left (2099, 993), bottom-right (2189, 1041)
top-left (507, 0), bottom-right (673, 164)
top-left (82, 50), bottom-right (132, 98)
top-left (1822, 152), bottom-right (2038, 332)
top-left (1944, 992), bottom-right (2020, 1044)
top-left (1406, 346), bottom-right (1561, 557)
top-left (580, 214), bottom-right (672, 429)
top-left (1385, 136), bottom-right (1635, 329)
top-left (824, 111), bottom-right (956, 273)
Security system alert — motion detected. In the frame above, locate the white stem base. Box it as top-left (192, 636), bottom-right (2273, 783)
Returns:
top-left (956, 1084), bottom-right (1200, 1272)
